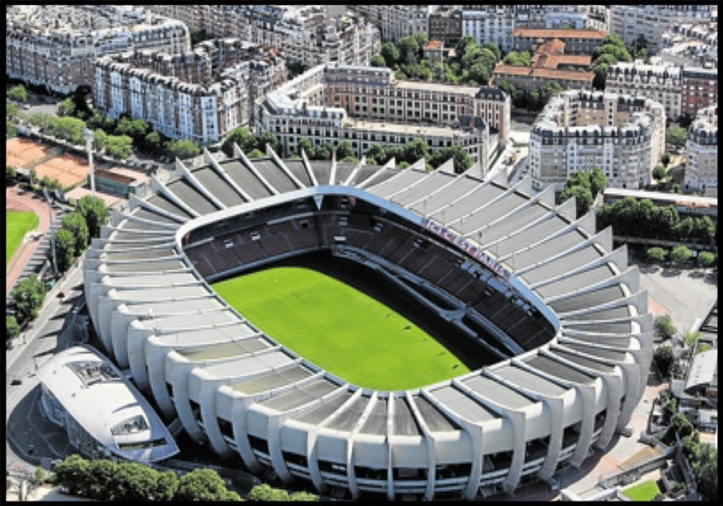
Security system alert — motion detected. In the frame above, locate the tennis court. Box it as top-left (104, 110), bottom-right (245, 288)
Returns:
top-left (32, 152), bottom-right (89, 189)
top-left (6, 137), bottom-right (55, 168)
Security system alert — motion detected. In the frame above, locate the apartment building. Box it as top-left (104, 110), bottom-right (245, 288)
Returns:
top-left (428, 6), bottom-right (463, 47)
top-left (685, 106), bottom-right (718, 194)
top-left (348, 5), bottom-right (436, 43)
top-left (680, 67), bottom-right (718, 120)
top-left (606, 60), bottom-right (682, 121)
top-left (147, 5), bottom-right (380, 69)
top-left (257, 64), bottom-right (510, 175)
top-left (529, 90), bottom-right (666, 191)
top-left (493, 38), bottom-right (594, 93)
top-left (610, 5), bottom-right (714, 53)
top-left (6, 5), bottom-right (190, 95)
top-left (94, 39), bottom-right (287, 146)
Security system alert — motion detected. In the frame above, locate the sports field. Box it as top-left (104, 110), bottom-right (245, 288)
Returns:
top-left (6, 210), bottom-right (39, 266)
top-left (213, 266), bottom-right (470, 390)
top-left (622, 480), bottom-right (660, 501)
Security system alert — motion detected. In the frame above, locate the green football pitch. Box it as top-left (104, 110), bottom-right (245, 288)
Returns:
top-left (6, 210), bottom-right (39, 266)
top-left (213, 266), bottom-right (470, 390)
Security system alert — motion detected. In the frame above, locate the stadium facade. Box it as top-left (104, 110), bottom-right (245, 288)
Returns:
top-left (81, 147), bottom-right (652, 500)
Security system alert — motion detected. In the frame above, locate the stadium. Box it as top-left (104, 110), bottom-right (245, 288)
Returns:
top-left (81, 145), bottom-right (653, 500)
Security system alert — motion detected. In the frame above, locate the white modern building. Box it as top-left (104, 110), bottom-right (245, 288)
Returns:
top-left (529, 90), bottom-right (666, 192)
top-left (685, 105), bottom-right (718, 194)
top-left (36, 345), bottom-right (179, 463)
top-left (5, 4), bottom-right (190, 95)
top-left (606, 59), bottom-right (683, 121)
top-left (81, 144), bottom-right (652, 500)
top-left (257, 63), bottom-right (510, 175)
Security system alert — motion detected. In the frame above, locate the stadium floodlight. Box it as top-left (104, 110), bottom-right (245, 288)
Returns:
top-left (43, 188), bottom-right (58, 276)
top-left (84, 128), bottom-right (95, 197)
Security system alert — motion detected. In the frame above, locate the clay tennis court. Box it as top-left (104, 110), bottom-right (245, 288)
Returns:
top-left (32, 152), bottom-right (90, 189)
top-left (6, 137), bottom-right (55, 168)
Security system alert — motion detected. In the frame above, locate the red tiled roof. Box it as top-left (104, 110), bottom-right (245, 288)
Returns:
top-left (513, 28), bottom-right (607, 40)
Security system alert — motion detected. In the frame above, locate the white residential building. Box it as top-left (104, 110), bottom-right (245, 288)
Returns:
top-left (610, 5), bottom-right (714, 53)
top-left (94, 40), bottom-right (287, 146)
top-left (146, 5), bottom-right (380, 69)
top-left (5, 4), bottom-right (190, 95)
top-left (606, 59), bottom-right (683, 121)
top-left (685, 106), bottom-right (718, 194)
top-left (529, 90), bottom-right (666, 192)
top-left (257, 64), bottom-right (510, 175)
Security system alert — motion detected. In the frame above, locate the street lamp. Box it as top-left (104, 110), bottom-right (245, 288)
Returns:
top-left (84, 128), bottom-right (95, 197)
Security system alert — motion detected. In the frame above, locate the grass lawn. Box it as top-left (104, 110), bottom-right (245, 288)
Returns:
top-left (622, 480), bottom-right (660, 501)
top-left (213, 266), bottom-right (470, 390)
top-left (6, 210), bottom-right (39, 266)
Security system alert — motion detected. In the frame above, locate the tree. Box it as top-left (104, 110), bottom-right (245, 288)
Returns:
top-left (53, 116), bottom-right (86, 144)
top-left (53, 454), bottom-right (92, 497)
top-left (57, 98), bottom-right (76, 117)
top-left (335, 140), bottom-right (355, 160)
top-left (652, 164), bottom-right (667, 182)
top-left (104, 134), bottom-right (133, 159)
top-left (154, 470), bottom-right (179, 501)
top-left (10, 276), bottom-right (46, 323)
top-left (670, 244), bottom-right (692, 266)
top-left (559, 184), bottom-right (594, 218)
top-left (697, 251), bottom-right (715, 267)
top-left (7, 165), bottom-right (18, 186)
top-left (8, 84), bottom-right (28, 103)
top-left (297, 137), bottom-right (315, 159)
top-left (653, 345), bottom-right (675, 378)
top-left (671, 412), bottom-right (694, 438)
top-left (143, 130), bottom-right (163, 154)
top-left (112, 461), bottom-right (159, 502)
top-left (365, 142), bottom-right (388, 165)
top-left (174, 468), bottom-right (237, 502)
top-left (61, 212), bottom-right (90, 255)
top-left (86, 459), bottom-right (117, 500)
top-left (661, 152), bottom-right (671, 166)
top-left (289, 490), bottom-right (320, 501)
top-left (646, 246), bottom-right (667, 263)
top-left (6, 119), bottom-right (17, 139)
top-left (654, 315), bottom-right (676, 340)
top-left (29, 112), bottom-right (59, 132)
top-left (54, 228), bottom-right (77, 273)
top-left (257, 130), bottom-right (280, 153)
top-left (401, 138), bottom-right (428, 164)
top-left (429, 146), bottom-right (472, 173)
top-left (221, 126), bottom-right (256, 156)
top-left (76, 195), bottom-right (109, 239)
top-left (166, 139), bottom-right (201, 160)
top-left (691, 443), bottom-right (717, 502)
top-left (691, 216), bottom-right (716, 245)
top-left (665, 126), bottom-right (687, 147)
top-left (480, 41), bottom-right (501, 61)
top-left (247, 148), bottom-right (265, 159)
top-left (370, 54), bottom-right (386, 67)
top-left (93, 128), bottom-right (108, 152)
top-left (681, 330), bottom-right (701, 348)
top-left (314, 141), bottom-right (333, 160)
top-left (248, 483), bottom-right (290, 501)
top-left (381, 42), bottom-right (400, 67)
top-left (6, 315), bottom-right (20, 341)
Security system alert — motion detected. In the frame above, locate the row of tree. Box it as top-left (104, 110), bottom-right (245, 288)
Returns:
top-left (596, 197), bottom-right (716, 245)
top-left (219, 127), bottom-right (473, 173)
top-left (51, 454), bottom-right (319, 502)
top-left (647, 245), bottom-right (716, 267)
top-left (52, 455), bottom-right (239, 501)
